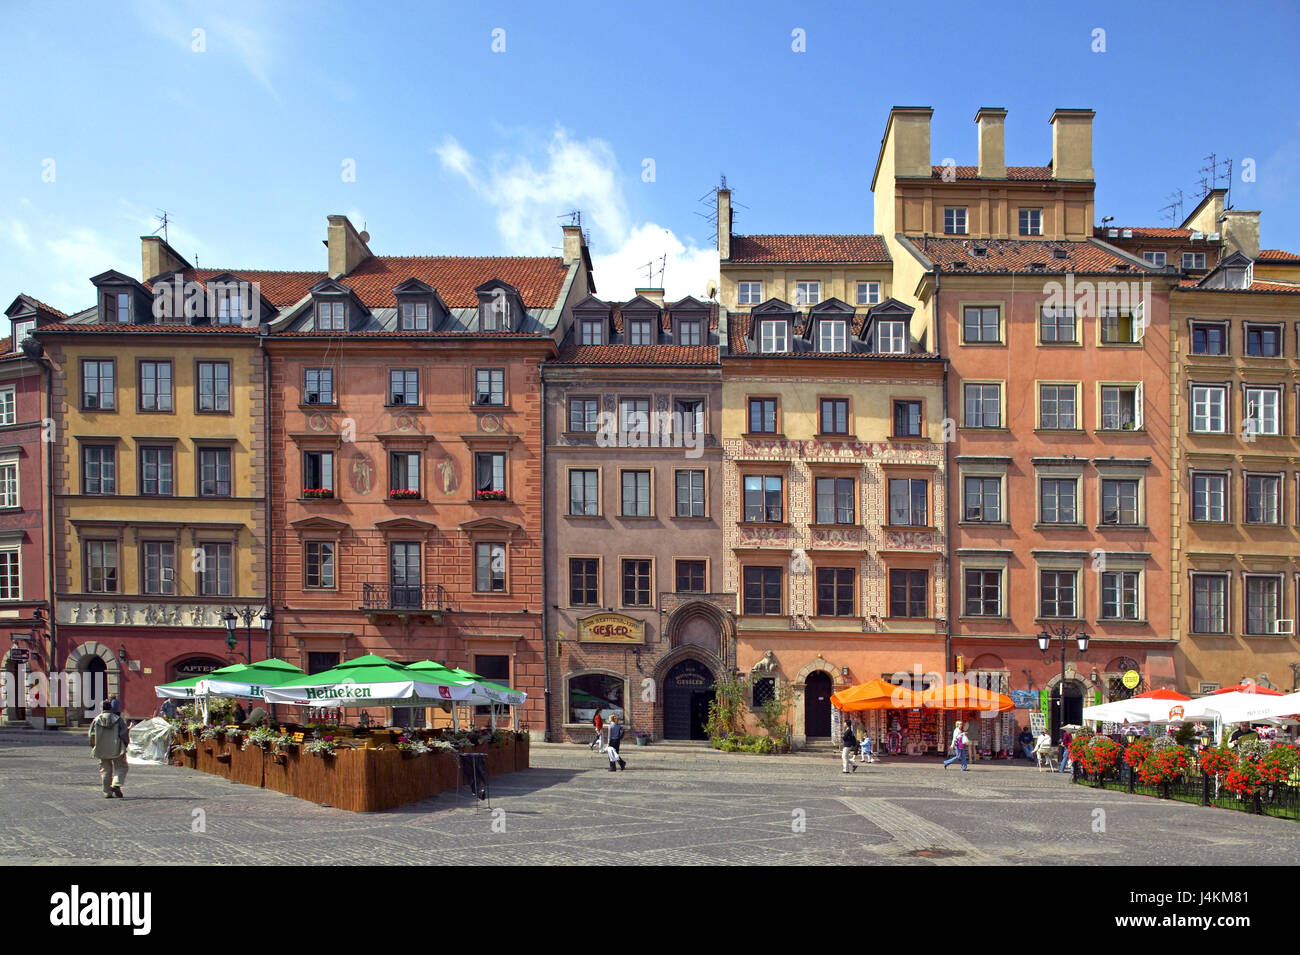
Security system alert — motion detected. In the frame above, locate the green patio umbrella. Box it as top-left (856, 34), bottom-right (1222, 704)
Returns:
top-left (201, 658), bottom-right (305, 701)
top-left (154, 674), bottom-right (204, 699)
top-left (263, 654), bottom-right (478, 707)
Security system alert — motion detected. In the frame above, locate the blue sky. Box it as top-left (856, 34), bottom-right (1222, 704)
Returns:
top-left (2, 0), bottom-right (1298, 319)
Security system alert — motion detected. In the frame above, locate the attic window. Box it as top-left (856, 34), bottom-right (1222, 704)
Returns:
top-left (579, 319), bottom-right (604, 346)
top-left (104, 291), bottom-right (131, 324)
top-left (951, 261), bottom-right (968, 270)
top-left (627, 318), bottom-right (653, 346)
top-left (1113, 263), bottom-right (1130, 272)
top-left (400, 301), bottom-right (429, 331)
top-left (11, 319), bottom-right (34, 353)
top-left (1029, 262), bottom-right (1047, 271)
top-left (972, 247), bottom-right (987, 257)
top-left (315, 301), bottom-right (345, 331)
top-left (877, 320), bottom-right (907, 355)
top-left (759, 319), bottom-right (789, 354)
top-left (677, 319), bottom-right (702, 346)
top-left (481, 296), bottom-right (509, 331)
top-left (215, 289), bottom-right (247, 326)
top-left (817, 319), bottom-right (848, 353)
top-left (1052, 249), bottom-right (1069, 260)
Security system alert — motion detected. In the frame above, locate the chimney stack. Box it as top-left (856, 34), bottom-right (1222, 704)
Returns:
top-left (1221, 209), bottom-right (1261, 260)
top-left (562, 225), bottom-right (585, 265)
top-left (326, 215), bottom-right (373, 278)
top-left (141, 235), bottom-right (191, 282)
top-left (716, 187), bottom-right (732, 260)
top-left (634, 288), bottom-right (666, 308)
top-left (975, 108), bottom-right (1007, 179)
top-left (1049, 109), bottom-right (1095, 181)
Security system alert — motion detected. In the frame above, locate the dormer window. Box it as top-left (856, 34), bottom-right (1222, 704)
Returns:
top-left (315, 301), bottom-right (345, 331)
top-left (400, 301), bottom-right (429, 331)
top-left (759, 320), bottom-right (789, 354)
top-left (678, 320), bottom-right (702, 346)
top-left (481, 296), bottom-right (509, 331)
top-left (877, 320), bottom-right (907, 354)
top-left (104, 291), bottom-right (131, 324)
top-left (579, 320), bottom-right (604, 346)
top-left (215, 288), bottom-right (246, 326)
top-left (11, 320), bottom-right (34, 353)
top-left (817, 320), bottom-right (848, 353)
top-left (627, 319), bottom-right (653, 346)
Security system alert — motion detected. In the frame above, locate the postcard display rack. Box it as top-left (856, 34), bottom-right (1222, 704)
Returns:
top-left (898, 708), bottom-right (939, 754)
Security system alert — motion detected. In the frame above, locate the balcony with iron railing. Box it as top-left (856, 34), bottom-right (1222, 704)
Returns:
top-left (360, 583), bottom-right (448, 623)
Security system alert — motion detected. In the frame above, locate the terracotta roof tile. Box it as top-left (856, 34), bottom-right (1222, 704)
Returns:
top-left (18, 295), bottom-right (69, 319)
top-left (929, 165), bottom-right (1054, 181)
top-left (1094, 226), bottom-right (1195, 239)
top-left (728, 235), bottom-right (890, 264)
top-left (36, 322), bottom-right (261, 334)
top-left (907, 236), bottom-right (1154, 275)
top-left (181, 269), bottom-right (324, 307)
top-left (1259, 249), bottom-right (1300, 262)
top-left (342, 256), bottom-right (567, 308)
top-left (553, 344), bottom-right (719, 366)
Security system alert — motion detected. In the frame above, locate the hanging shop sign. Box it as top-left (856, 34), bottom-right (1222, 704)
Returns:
top-left (577, 613), bottom-right (644, 644)
top-left (1122, 669), bottom-right (1141, 690)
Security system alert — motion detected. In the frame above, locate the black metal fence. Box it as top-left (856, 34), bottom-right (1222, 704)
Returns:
top-left (1070, 759), bottom-right (1300, 821)
top-left (360, 583), bottom-right (448, 612)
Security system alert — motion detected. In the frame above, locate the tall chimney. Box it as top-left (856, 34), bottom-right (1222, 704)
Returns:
top-left (717, 187), bottom-right (732, 260)
top-left (975, 108), bottom-right (1007, 179)
top-left (141, 235), bottom-right (191, 282)
top-left (634, 288), bottom-right (666, 308)
top-left (326, 215), bottom-right (373, 278)
top-left (1049, 109), bottom-right (1095, 181)
top-left (562, 225), bottom-right (584, 265)
top-left (1221, 210), bottom-right (1261, 260)
top-left (885, 107), bottom-right (933, 179)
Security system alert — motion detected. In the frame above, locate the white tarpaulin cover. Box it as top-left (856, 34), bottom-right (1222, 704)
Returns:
top-left (126, 717), bottom-right (173, 765)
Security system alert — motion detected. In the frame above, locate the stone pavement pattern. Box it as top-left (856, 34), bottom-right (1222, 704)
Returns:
top-left (1, 734), bottom-right (1296, 865)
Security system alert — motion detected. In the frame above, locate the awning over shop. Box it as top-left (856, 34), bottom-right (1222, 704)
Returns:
top-left (831, 679), bottom-right (918, 712)
top-left (919, 682), bottom-right (1014, 712)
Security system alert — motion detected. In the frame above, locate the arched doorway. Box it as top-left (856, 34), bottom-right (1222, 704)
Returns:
top-left (4, 652), bottom-right (28, 722)
top-left (1050, 680), bottom-right (1084, 744)
top-left (804, 671), bottom-right (833, 739)
top-left (662, 659), bottom-right (714, 740)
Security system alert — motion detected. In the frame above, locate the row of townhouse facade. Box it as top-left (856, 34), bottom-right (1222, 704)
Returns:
top-left (4, 104), bottom-right (1299, 744)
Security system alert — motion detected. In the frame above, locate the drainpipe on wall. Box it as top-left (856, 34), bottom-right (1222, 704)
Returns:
top-left (42, 352), bottom-right (58, 676)
top-left (261, 335), bottom-right (273, 661)
top-left (934, 267), bottom-right (952, 678)
top-left (539, 359), bottom-right (552, 742)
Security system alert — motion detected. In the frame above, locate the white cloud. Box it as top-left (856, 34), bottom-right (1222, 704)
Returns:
top-left (435, 128), bottom-right (716, 301)
top-left (131, 0), bottom-right (280, 101)
top-left (9, 220), bottom-right (30, 250)
top-left (44, 227), bottom-right (130, 304)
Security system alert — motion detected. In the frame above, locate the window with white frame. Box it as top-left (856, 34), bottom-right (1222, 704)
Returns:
top-left (399, 301), bottom-right (429, 331)
top-left (199, 542), bottom-right (233, 596)
top-left (0, 548), bottom-right (18, 600)
top-left (1100, 384), bottom-right (1142, 430)
top-left (569, 469), bottom-right (599, 516)
top-left (1191, 385), bottom-right (1227, 433)
top-left (675, 469), bottom-right (706, 518)
top-left (0, 460), bottom-right (18, 508)
top-left (877, 320), bottom-right (906, 354)
top-left (1039, 384), bottom-right (1077, 430)
top-left (737, 281), bottom-right (763, 306)
top-left (1101, 570), bottom-right (1141, 620)
top-left (579, 320), bottom-right (604, 346)
top-left (1101, 478), bottom-right (1140, 526)
top-left (475, 542), bottom-right (507, 592)
top-left (142, 540), bottom-right (176, 595)
top-left (315, 300), bottom-right (345, 331)
top-left (856, 281), bottom-right (881, 305)
top-left (1039, 306), bottom-right (1076, 343)
top-left (817, 319), bottom-right (847, 353)
top-left (1244, 575), bottom-right (1281, 635)
top-left (11, 320), bottom-right (34, 352)
top-left (1191, 472), bottom-right (1227, 522)
top-left (944, 207), bottom-right (968, 235)
top-left (1245, 474), bottom-right (1281, 524)
top-left (759, 320), bottom-right (788, 354)
top-left (1182, 252), bottom-right (1207, 270)
top-left (627, 318), bottom-right (653, 346)
top-left (963, 383), bottom-right (1002, 428)
top-left (1100, 309), bottom-right (1140, 344)
top-left (1142, 251), bottom-right (1166, 267)
top-left (677, 320), bottom-right (702, 345)
top-left (1019, 208), bottom-right (1042, 236)
top-left (1243, 387), bottom-right (1280, 436)
top-left (474, 369), bottom-right (505, 406)
top-left (1191, 574), bottom-right (1227, 634)
top-left (795, 281), bottom-right (821, 306)
top-left (0, 388), bottom-right (15, 426)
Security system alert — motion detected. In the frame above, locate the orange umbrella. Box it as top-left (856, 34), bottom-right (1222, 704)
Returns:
top-left (1213, 683), bottom-right (1283, 696)
top-left (1134, 688), bottom-right (1191, 701)
top-left (831, 679), bottom-right (918, 711)
top-left (919, 682), bottom-right (1014, 712)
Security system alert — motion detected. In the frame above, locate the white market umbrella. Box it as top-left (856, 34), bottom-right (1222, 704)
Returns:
top-left (262, 654), bottom-right (479, 707)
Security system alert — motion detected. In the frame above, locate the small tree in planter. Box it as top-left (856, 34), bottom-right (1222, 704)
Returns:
top-left (705, 671), bottom-right (749, 744)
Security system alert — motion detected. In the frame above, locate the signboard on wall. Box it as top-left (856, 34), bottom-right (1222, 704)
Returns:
top-left (1030, 712), bottom-right (1047, 736)
top-left (577, 613), bottom-right (645, 644)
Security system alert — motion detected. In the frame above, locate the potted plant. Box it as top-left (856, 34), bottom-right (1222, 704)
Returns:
top-left (305, 736), bottom-right (338, 758)
top-left (634, 731), bottom-right (650, 746)
top-left (243, 726), bottom-right (278, 750)
top-left (395, 736), bottom-right (431, 758)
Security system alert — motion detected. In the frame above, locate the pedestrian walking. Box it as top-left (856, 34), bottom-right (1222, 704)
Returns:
top-left (942, 721), bottom-right (969, 771)
top-left (160, 698), bottom-right (178, 720)
top-left (590, 710), bottom-right (605, 752)
top-left (840, 721), bottom-right (858, 773)
top-left (89, 705), bottom-right (130, 798)
top-left (606, 715), bottom-right (626, 771)
top-left (108, 694), bottom-right (121, 715)
top-left (1058, 728), bottom-right (1073, 773)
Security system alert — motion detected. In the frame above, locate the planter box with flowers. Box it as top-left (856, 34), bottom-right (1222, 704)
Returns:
top-left (302, 487), bottom-right (335, 500)
top-left (388, 489), bottom-right (422, 502)
top-left (474, 489), bottom-right (510, 502)
top-left (634, 732), bottom-right (650, 746)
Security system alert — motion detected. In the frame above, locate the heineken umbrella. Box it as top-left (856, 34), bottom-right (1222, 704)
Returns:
top-left (155, 674), bottom-right (204, 699)
top-left (263, 654), bottom-right (477, 707)
top-left (443, 667), bottom-right (527, 705)
top-left (200, 658), bottom-right (305, 701)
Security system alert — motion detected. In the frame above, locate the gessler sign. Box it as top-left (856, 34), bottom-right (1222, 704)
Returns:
top-left (577, 612), bottom-right (645, 644)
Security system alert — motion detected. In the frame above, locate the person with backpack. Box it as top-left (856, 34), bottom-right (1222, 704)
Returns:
top-left (606, 715), bottom-right (626, 771)
top-left (840, 721), bottom-right (859, 774)
top-left (942, 720), bottom-right (969, 771)
top-left (88, 704), bottom-right (131, 798)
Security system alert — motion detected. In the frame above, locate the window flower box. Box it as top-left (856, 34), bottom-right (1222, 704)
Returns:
top-left (475, 489), bottom-right (509, 502)
top-left (389, 489), bottom-right (421, 501)
top-left (303, 487), bottom-right (334, 499)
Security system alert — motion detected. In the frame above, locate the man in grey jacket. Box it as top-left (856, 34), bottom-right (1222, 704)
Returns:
top-left (88, 707), bottom-right (130, 798)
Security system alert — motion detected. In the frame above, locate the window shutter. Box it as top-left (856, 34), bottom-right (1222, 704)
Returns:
top-left (1135, 381), bottom-right (1144, 428)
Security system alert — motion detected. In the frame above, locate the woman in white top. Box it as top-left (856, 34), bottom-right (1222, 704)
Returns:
top-left (942, 720), bottom-right (970, 771)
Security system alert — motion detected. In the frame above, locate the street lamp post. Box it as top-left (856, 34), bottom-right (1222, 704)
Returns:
top-left (1037, 623), bottom-right (1090, 742)
top-left (223, 608), bottom-right (273, 663)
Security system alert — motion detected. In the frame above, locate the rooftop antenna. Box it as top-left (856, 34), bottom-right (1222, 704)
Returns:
top-left (1159, 189), bottom-right (1184, 227)
top-left (640, 259), bottom-right (656, 285)
top-left (152, 210), bottom-right (171, 244)
top-left (1200, 154), bottom-right (1233, 208)
top-left (558, 210), bottom-right (583, 229)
